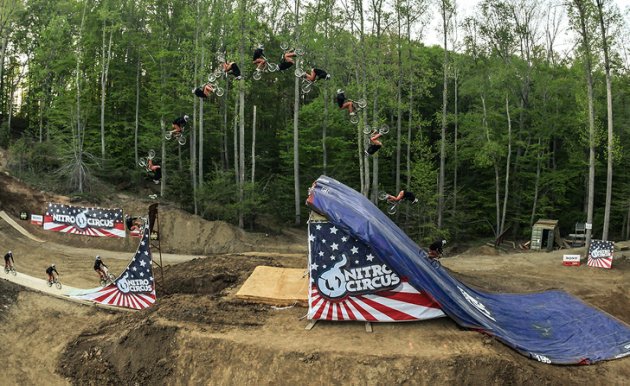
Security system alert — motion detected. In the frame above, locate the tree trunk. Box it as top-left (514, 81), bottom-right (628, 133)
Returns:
top-left (292, 0), bottom-right (301, 225)
top-left (322, 88), bottom-right (328, 175)
top-left (573, 0), bottom-right (596, 251)
top-left (596, 0), bottom-right (613, 240)
top-left (223, 79), bottom-right (229, 170)
top-left (100, 23), bottom-right (113, 159)
top-left (530, 138), bottom-right (542, 226)
top-left (160, 118), bottom-right (166, 197)
top-left (501, 95), bottom-right (512, 233)
top-left (134, 58), bottom-right (140, 166)
top-left (198, 39), bottom-right (204, 186)
top-left (453, 69), bottom-right (458, 215)
top-left (438, 0), bottom-right (450, 229)
top-left (251, 105), bottom-right (256, 183)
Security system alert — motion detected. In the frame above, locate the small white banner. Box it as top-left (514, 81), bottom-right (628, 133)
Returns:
top-left (563, 254), bottom-right (581, 266)
top-left (30, 214), bottom-right (43, 226)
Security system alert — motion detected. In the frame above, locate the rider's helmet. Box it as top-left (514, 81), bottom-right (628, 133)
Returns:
top-left (51, 263), bottom-right (55, 268)
top-left (191, 88), bottom-right (196, 94)
top-left (184, 115), bottom-right (190, 122)
top-left (325, 74), bottom-right (331, 80)
top-left (337, 89), bottom-right (344, 94)
top-left (8, 251), bottom-right (11, 255)
top-left (95, 255), bottom-right (101, 260)
top-left (442, 239), bottom-right (447, 246)
top-left (257, 44), bottom-right (264, 50)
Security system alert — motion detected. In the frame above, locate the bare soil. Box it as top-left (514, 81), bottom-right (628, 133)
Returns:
top-left (1, 165), bottom-right (630, 385)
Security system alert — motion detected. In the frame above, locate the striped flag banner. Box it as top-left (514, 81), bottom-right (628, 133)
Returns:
top-left (71, 226), bottom-right (156, 309)
top-left (43, 203), bottom-right (125, 238)
top-left (587, 240), bottom-right (614, 269)
top-left (308, 221), bottom-right (444, 322)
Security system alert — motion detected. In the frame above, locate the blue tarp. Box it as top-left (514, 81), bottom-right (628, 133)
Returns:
top-left (306, 176), bottom-right (630, 364)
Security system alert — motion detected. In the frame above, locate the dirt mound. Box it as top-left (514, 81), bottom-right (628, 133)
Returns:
top-left (59, 316), bottom-right (177, 384)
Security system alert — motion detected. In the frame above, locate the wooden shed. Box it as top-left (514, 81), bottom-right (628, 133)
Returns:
top-left (530, 219), bottom-right (562, 251)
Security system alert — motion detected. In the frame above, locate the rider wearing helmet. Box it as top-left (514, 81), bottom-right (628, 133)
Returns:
top-left (253, 44), bottom-right (266, 70)
top-left (4, 250), bottom-right (14, 270)
top-left (428, 239), bottom-right (447, 259)
top-left (304, 68), bottom-right (330, 82)
top-left (336, 89), bottom-right (355, 115)
top-left (46, 263), bottom-right (59, 284)
top-left (170, 115), bottom-right (189, 136)
top-left (93, 255), bottom-right (110, 282)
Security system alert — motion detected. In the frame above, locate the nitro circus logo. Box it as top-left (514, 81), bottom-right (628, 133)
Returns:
top-left (590, 249), bottom-right (612, 259)
top-left (52, 213), bottom-right (114, 228)
top-left (316, 254), bottom-right (400, 300)
top-left (116, 273), bottom-right (152, 294)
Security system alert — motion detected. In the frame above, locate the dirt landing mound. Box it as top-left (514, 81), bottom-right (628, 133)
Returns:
top-left (59, 317), bottom-right (178, 384)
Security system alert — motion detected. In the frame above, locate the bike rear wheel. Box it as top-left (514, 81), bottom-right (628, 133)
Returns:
top-left (378, 192), bottom-right (388, 201)
top-left (301, 81), bottom-right (312, 94)
top-left (138, 158), bottom-right (147, 168)
top-left (148, 149), bottom-right (156, 159)
top-left (268, 63), bottom-right (279, 72)
top-left (178, 135), bottom-right (187, 146)
top-left (165, 132), bottom-right (173, 140)
top-left (387, 204), bottom-right (398, 215)
top-left (215, 87), bottom-right (225, 97)
top-left (356, 99), bottom-right (367, 109)
top-left (295, 68), bottom-right (305, 78)
top-left (253, 70), bottom-right (262, 80)
top-left (350, 114), bottom-right (359, 124)
top-left (379, 124), bottom-right (390, 135)
top-left (363, 125), bottom-right (372, 135)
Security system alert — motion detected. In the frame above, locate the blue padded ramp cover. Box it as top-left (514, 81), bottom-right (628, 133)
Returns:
top-left (306, 176), bottom-right (630, 364)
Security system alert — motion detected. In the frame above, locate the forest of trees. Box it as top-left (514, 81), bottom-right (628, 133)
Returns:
top-left (1, 0), bottom-right (630, 246)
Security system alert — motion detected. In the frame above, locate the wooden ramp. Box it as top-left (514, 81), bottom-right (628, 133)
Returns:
top-left (235, 266), bottom-right (309, 307)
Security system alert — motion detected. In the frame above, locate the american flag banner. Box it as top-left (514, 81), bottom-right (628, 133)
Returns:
top-left (43, 203), bottom-right (125, 238)
top-left (71, 226), bottom-right (156, 309)
top-left (587, 240), bottom-right (615, 269)
top-left (308, 221), bottom-right (444, 322)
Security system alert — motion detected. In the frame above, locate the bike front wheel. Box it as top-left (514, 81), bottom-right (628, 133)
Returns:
top-left (350, 114), bottom-right (359, 124)
top-left (148, 149), bottom-right (156, 159)
top-left (55, 281), bottom-right (62, 290)
top-left (379, 124), bottom-right (390, 135)
top-left (268, 63), bottom-right (279, 72)
top-left (387, 204), bottom-right (398, 215)
top-left (138, 158), bottom-right (147, 168)
top-left (178, 136), bottom-right (187, 146)
top-left (363, 125), bottom-right (372, 135)
top-left (215, 87), bottom-right (225, 97)
top-left (253, 70), bottom-right (262, 80)
top-left (301, 81), bottom-right (312, 94)
top-left (295, 68), bottom-right (305, 78)
top-left (165, 132), bottom-right (173, 140)
top-left (378, 192), bottom-right (388, 201)
top-left (356, 99), bottom-right (367, 109)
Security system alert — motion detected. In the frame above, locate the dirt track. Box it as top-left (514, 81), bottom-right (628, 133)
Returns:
top-left (1, 169), bottom-right (630, 384)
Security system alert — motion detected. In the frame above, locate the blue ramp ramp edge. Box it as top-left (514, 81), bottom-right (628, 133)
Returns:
top-left (306, 176), bottom-right (630, 364)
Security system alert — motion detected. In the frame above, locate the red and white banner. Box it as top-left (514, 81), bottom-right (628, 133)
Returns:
top-left (71, 227), bottom-right (156, 309)
top-left (30, 214), bottom-right (43, 226)
top-left (43, 203), bottom-right (125, 238)
top-left (308, 221), bottom-right (444, 322)
top-left (588, 240), bottom-right (614, 269)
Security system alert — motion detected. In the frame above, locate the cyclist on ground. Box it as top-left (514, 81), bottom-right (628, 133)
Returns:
top-left (4, 251), bottom-right (14, 270)
top-left (93, 255), bottom-right (110, 282)
top-left (46, 264), bottom-right (59, 284)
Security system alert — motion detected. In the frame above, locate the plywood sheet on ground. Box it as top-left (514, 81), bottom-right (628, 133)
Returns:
top-left (235, 266), bottom-right (308, 306)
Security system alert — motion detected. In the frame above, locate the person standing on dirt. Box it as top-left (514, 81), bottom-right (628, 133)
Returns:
top-left (4, 251), bottom-right (14, 270)
top-left (428, 239), bottom-right (446, 259)
top-left (46, 264), bottom-right (59, 284)
top-left (94, 255), bottom-right (109, 281)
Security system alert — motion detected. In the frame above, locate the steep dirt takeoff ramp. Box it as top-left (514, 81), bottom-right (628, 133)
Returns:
top-left (306, 176), bottom-right (630, 365)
